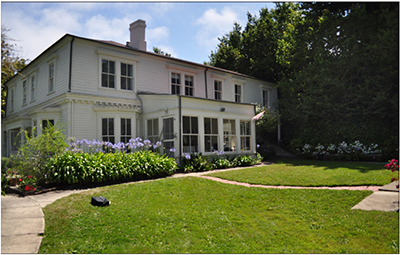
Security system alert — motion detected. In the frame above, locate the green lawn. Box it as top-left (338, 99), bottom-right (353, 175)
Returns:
top-left (40, 177), bottom-right (398, 253)
top-left (206, 159), bottom-right (394, 187)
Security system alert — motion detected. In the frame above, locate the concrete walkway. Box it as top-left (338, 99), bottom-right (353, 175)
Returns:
top-left (1, 165), bottom-right (398, 254)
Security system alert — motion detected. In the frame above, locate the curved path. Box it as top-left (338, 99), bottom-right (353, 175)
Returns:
top-left (1, 163), bottom-right (398, 254)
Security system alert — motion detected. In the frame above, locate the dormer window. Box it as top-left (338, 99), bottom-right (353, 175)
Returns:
top-left (171, 72), bottom-right (181, 95)
top-left (101, 59), bottom-right (116, 88)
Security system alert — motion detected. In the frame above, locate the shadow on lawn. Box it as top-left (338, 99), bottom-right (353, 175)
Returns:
top-left (276, 158), bottom-right (387, 173)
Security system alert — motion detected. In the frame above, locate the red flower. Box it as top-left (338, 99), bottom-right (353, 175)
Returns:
top-left (27, 175), bottom-right (32, 178)
top-left (25, 186), bottom-right (29, 191)
top-left (19, 178), bottom-right (22, 182)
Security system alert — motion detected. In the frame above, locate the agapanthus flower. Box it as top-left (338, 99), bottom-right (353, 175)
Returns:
top-left (170, 148), bottom-right (176, 152)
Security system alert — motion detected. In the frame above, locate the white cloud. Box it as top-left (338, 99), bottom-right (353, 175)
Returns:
top-left (147, 26), bottom-right (170, 43)
top-left (195, 6), bottom-right (240, 50)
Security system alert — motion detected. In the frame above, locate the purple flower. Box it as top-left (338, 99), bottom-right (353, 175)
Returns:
top-left (257, 144), bottom-right (260, 148)
top-left (170, 148), bottom-right (176, 152)
top-left (184, 154), bottom-right (191, 160)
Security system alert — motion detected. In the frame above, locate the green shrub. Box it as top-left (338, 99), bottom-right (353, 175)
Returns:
top-left (179, 153), bottom-right (213, 173)
top-left (212, 158), bottom-right (232, 169)
top-left (12, 121), bottom-right (68, 185)
top-left (46, 151), bottom-right (177, 185)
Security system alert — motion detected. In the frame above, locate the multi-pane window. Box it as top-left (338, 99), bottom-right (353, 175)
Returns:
top-left (10, 88), bottom-right (14, 110)
top-left (214, 80), bottom-right (222, 100)
top-left (163, 118), bottom-right (174, 157)
top-left (22, 81), bottom-right (27, 105)
top-left (223, 119), bottom-right (236, 152)
top-left (121, 63), bottom-right (134, 91)
top-left (204, 117), bottom-right (218, 152)
top-left (171, 72), bottom-right (181, 95)
top-left (31, 75), bottom-right (36, 102)
top-left (147, 118), bottom-right (159, 144)
top-left (235, 84), bottom-right (242, 103)
top-left (48, 63), bottom-right (55, 93)
top-left (185, 75), bottom-right (194, 96)
top-left (182, 116), bottom-right (198, 153)
top-left (42, 119), bottom-right (55, 131)
top-left (240, 121), bottom-right (251, 151)
top-left (263, 89), bottom-right (269, 107)
top-left (102, 118), bottom-right (115, 143)
top-left (101, 59), bottom-right (115, 88)
top-left (120, 118), bottom-right (132, 143)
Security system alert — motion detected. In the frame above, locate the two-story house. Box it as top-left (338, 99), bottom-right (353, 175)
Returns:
top-left (2, 19), bottom-right (278, 161)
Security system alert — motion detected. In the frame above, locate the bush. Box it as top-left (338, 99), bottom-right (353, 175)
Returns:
top-left (12, 121), bottom-right (68, 185)
top-left (46, 151), bottom-right (177, 185)
top-left (179, 153), bottom-right (213, 173)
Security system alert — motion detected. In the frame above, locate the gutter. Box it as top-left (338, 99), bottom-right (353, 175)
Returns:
top-left (68, 37), bottom-right (75, 92)
top-left (204, 67), bottom-right (209, 99)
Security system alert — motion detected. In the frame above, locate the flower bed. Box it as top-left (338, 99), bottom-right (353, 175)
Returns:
top-left (296, 140), bottom-right (381, 161)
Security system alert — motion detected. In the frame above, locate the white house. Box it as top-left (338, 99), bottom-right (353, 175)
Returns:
top-left (1, 19), bottom-right (278, 161)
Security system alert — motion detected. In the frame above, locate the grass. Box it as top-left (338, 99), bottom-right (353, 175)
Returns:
top-left (39, 176), bottom-right (399, 254)
top-left (206, 159), bottom-right (395, 187)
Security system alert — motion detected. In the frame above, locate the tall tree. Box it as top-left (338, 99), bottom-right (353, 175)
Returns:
top-left (1, 26), bottom-right (27, 116)
top-left (208, 2), bottom-right (399, 157)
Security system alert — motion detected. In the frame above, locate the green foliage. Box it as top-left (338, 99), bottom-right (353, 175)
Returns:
top-left (11, 120), bottom-right (68, 184)
top-left (179, 153), bottom-right (213, 173)
top-left (208, 3), bottom-right (399, 156)
top-left (46, 150), bottom-right (177, 185)
top-left (153, 47), bottom-right (171, 57)
top-left (255, 104), bottom-right (280, 143)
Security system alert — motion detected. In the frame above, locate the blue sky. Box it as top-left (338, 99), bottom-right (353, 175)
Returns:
top-left (1, 1), bottom-right (275, 64)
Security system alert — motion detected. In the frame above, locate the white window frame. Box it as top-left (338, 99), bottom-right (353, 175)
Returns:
top-left (204, 117), bottom-right (219, 152)
top-left (48, 62), bottom-right (55, 94)
top-left (30, 74), bottom-right (36, 102)
top-left (214, 79), bottom-right (223, 100)
top-left (22, 80), bottom-right (27, 105)
top-left (240, 120), bottom-right (251, 151)
top-left (234, 84), bottom-right (242, 103)
top-left (167, 64), bottom-right (198, 96)
top-left (102, 117), bottom-right (115, 143)
top-left (184, 75), bottom-right (194, 96)
top-left (171, 72), bottom-right (181, 95)
top-left (147, 118), bottom-right (159, 144)
top-left (10, 87), bottom-right (15, 111)
top-left (97, 53), bottom-right (137, 92)
top-left (101, 58), bottom-right (116, 89)
top-left (182, 116), bottom-right (199, 153)
top-left (120, 62), bottom-right (134, 91)
top-left (223, 119), bottom-right (236, 152)
top-left (120, 117), bottom-right (133, 143)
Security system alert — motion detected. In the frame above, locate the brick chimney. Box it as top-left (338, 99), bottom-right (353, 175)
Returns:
top-left (129, 19), bottom-right (147, 51)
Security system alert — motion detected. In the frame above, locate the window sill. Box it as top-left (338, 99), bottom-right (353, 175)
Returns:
top-left (47, 91), bottom-right (55, 96)
top-left (30, 100), bottom-right (36, 104)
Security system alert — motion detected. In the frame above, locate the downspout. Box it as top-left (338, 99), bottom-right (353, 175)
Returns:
top-left (178, 95), bottom-right (182, 163)
top-left (204, 67), bottom-right (209, 99)
top-left (68, 36), bottom-right (75, 92)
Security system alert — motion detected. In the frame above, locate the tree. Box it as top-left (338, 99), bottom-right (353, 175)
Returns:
top-left (278, 2), bottom-right (398, 154)
top-left (153, 47), bottom-right (171, 57)
top-left (208, 2), bottom-right (399, 157)
top-left (207, 2), bottom-right (304, 83)
top-left (1, 26), bottom-right (28, 116)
